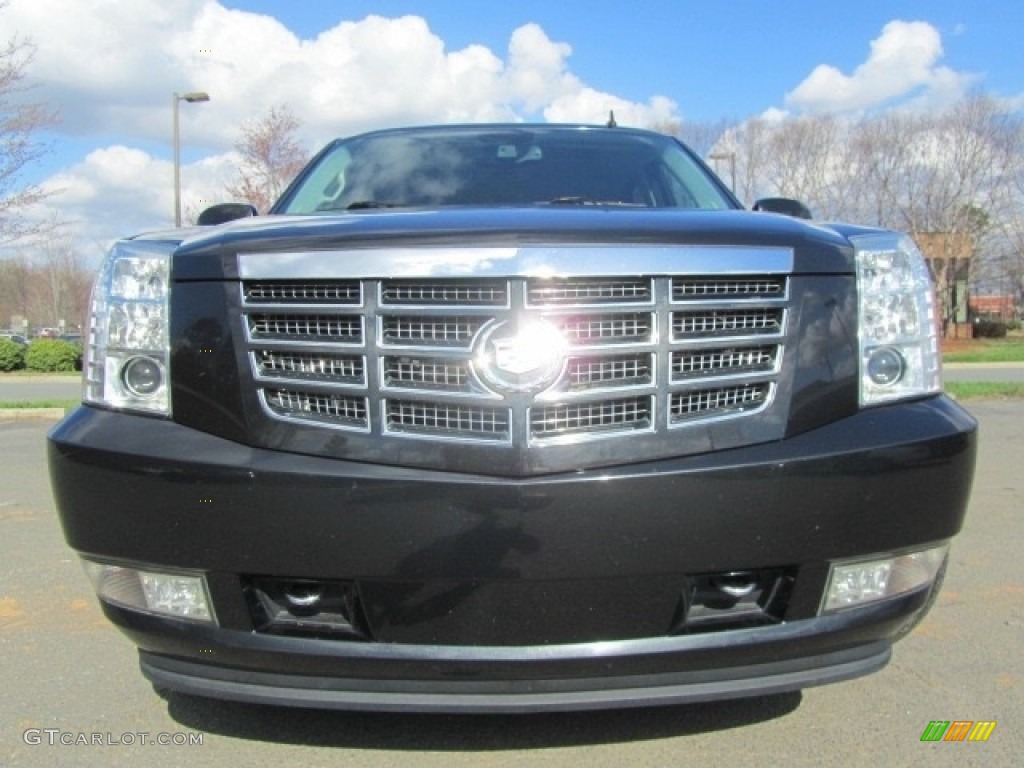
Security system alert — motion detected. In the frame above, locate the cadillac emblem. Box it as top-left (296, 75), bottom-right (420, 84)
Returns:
top-left (472, 318), bottom-right (567, 394)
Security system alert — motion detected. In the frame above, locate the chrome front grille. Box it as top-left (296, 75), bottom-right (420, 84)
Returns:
top-left (556, 313), bottom-right (653, 344)
top-left (672, 346), bottom-right (778, 379)
top-left (673, 277), bottom-right (785, 301)
top-left (567, 354), bottom-right (653, 390)
top-left (240, 268), bottom-right (788, 447)
top-left (673, 309), bottom-right (783, 338)
top-left (249, 314), bottom-right (363, 342)
top-left (671, 384), bottom-right (772, 422)
top-left (382, 316), bottom-right (485, 346)
top-left (529, 278), bottom-right (652, 305)
top-left (386, 400), bottom-right (510, 439)
top-left (532, 397), bottom-right (653, 438)
top-left (383, 357), bottom-right (471, 391)
top-left (245, 280), bottom-right (361, 304)
top-left (382, 281), bottom-right (508, 306)
top-left (264, 389), bottom-right (368, 428)
top-left (255, 350), bottom-right (365, 384)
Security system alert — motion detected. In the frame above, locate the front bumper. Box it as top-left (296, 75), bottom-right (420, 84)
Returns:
top-left (49, 395), bottom-right (976, 711)
top-left (136, 622), bottom-right (896, 713)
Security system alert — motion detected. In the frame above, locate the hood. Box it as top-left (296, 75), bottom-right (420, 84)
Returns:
top-left (170, 207), bottom-right (862, 280)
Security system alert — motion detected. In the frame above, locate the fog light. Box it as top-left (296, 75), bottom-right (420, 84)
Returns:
top-left (82, 560), bottom-right (214, 622)
top-left (821, 543), bottom-right (948, 613)
top-left (121, 355), bottom-right (164, 396)
top-left (866, 347), bottom-right (905, 387)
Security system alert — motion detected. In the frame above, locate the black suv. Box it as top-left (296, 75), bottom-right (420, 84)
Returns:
top-left (48, 124), bottom-right (976, 712)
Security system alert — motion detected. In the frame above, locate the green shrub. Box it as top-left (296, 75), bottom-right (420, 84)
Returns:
top-left (0, 338), bottom-right (26, 371)
top-left (25, 339), bottom-right (82, 372)
top-left (973, 319), bottom-right (1008, 339)
top-left (1007, 319), bottom-right (1022, 332)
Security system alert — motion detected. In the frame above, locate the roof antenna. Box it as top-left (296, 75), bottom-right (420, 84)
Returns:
top-left (606, 110), bottom-right (617, 128)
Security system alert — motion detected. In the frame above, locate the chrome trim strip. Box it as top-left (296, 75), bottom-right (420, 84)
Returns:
top-left (238, 246), bottom-right (794, 280)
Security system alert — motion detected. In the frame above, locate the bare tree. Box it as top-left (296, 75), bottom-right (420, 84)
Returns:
top-left (762, 115), bottom-right (867, 220)
top-left (652, 118), bottom-right (736, 159)
top-left (29, 229), bottom-right (90, 330)
top-left (0, 228), bottom-right (91, 332)
top-left (712, 117), bottom-right (774, 206)
top-left (985, 111), bottom-right (1024, 310)
top-left (0, 252), bottom-right (31, 327)
top-left (846, 113), bottom-right (914, 227)
top-left (0, 11), bottom-right (58, 243)
top-left (226, 105), bottom-right (310, 214)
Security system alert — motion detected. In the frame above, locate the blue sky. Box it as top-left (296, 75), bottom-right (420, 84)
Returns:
top-left (4, 0), bottom-right (1023, 253)
top-left (222, 0), bottom-right (1024, 120)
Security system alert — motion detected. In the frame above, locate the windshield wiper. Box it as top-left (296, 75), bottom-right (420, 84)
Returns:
top-left (544, 197), bottom-right (645, 207)
top-left (345, 200), bottom-right (403, 210)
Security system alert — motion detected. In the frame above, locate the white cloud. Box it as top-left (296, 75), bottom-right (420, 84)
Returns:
top-left (28, 147), bottom-right (239, 257)
top-left (505, 23), bottom-right (578, 112)
top-left (758, 107), bottom-right (791, 123)
top-left (785, 20), bottom-right (977, 114)
top-left (544, 90), bottom-right (677, 128)
top-left (6, 0), bottom-right (210, 138)
top-left (8, 1), bottom-right (675, 147)
top-left (4, 1), bottom-right (682, 253)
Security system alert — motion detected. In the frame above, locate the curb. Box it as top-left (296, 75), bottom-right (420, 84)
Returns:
top-left (0, 408), bottom-right (68, 421)
top-left (944, 362), bottom-right (1024, 369)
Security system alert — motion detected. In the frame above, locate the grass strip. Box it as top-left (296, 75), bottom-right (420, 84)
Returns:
top-left (0, 399), bottom-right (80, 409)
top-left (943, 339), bottom-right (1024, 363)
top-left (944, 381), bottom-right (1024, 400)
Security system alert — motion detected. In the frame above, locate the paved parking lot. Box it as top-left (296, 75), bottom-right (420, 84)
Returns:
top-left (1, 402), bottom-right (1021, 767)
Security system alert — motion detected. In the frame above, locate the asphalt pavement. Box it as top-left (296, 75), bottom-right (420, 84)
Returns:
top-left (0, 375), bottom-right (82, 404)
top-left (0, 400), bottom-right (1021, 767)
top-left (943, 362), bottom-right (1024, 383)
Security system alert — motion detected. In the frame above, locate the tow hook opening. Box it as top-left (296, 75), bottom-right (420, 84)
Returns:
top-left (244, 577), bottom-right (368, 639)
top-left (675, 567), bottom-right (795, 633)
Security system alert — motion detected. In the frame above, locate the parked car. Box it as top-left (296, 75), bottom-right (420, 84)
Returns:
top-left (1, 331), bottom-right (28, 346)
top-left (49, 123), bottom-right (977, 713)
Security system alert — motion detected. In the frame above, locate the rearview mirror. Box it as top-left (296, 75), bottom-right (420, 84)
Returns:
top-left (752, 197), bottom-right (813, 220)
top-left (197, 203), bottom-right (259, 226)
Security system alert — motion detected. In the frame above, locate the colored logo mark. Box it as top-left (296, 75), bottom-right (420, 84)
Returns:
top-left (920, 720), bottom-right (996, 742)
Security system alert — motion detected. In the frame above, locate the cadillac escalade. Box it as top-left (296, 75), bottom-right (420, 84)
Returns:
top-left (48, 123), bottom-right (977, 712)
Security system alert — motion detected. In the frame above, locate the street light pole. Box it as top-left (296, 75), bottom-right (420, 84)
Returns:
top-left (708, 152), bottom-right (737, 196)
top-left (172, 91), bottom-right (210, 227)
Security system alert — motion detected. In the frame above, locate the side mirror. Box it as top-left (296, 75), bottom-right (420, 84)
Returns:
top-left (752, 197), bottom-right (813, 220)
top-left (197, 203), bottom-right (259, 226)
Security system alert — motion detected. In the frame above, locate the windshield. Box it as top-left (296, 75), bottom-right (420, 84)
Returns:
top-left (276, 126), bottom-right (736, 214)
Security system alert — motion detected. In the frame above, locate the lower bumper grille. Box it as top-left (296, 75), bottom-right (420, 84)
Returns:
top-left (241, 567), bottom-right (795, 644)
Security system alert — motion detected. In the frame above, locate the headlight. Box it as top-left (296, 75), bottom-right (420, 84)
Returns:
top-left (84, 240), bottom-right (175, 415)
top-left (853, 233), bottom-right (941, 405)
